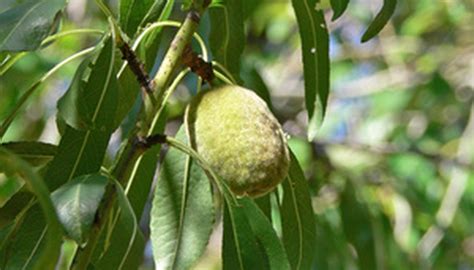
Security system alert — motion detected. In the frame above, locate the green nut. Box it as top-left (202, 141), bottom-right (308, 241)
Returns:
top-left (186, 85), bottom-right (290, 197)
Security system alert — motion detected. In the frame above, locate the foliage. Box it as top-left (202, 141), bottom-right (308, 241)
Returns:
top-left (1, 0), bottom-right (473, 269)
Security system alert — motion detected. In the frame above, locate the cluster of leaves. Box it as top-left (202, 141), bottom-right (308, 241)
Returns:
top-left (8, 0), bottom-right (467, 270)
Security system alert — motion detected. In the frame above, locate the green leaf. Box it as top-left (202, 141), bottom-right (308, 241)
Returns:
top-left (57, 36), bottom-right (118, 133)
top-left (0, 147), bottom-right (62, 270)
top-left (280, 151), bottom-right (316, 270)
top-left (43, 126), bottom-right (111, 191)
top-left (209, 0), bottom-right (245, 82)
top-left (138, 0), bottom-right (174, 70)
top-left (330, 0), bottom-right (350, 20)
top-left (150, 127), bottom-right (215, 269)
top-left (51, 174), bottom-right (107, 244)
top-left (242, 66), bottom-right (273, 112)
top-left (291, 0), bottom-right (330, 141)
top-left (0, 0), bottom-right (66, 52)
top-left (240, 199), bottom-right (291, 270)
top-left (0, 174), bottom-right (23, 207)
top-left (0, 191), bottom-right (32, 228)
top-left (222, 199), bottom-right (266, 270)
top-left (361, 0), bottom-right (397, 42)
top-left (93, 178), bottom-right (145, 269)
top-left (119, 0), bottom-right (169, 37)
top-left (0, 141), bottom-right (56, 167)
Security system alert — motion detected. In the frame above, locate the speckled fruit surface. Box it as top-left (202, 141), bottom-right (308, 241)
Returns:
top-left (186, 85), bottom-right (290, 197)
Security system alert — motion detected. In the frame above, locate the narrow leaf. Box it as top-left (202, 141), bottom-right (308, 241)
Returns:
top-left (291, 0), bottom-right (330, 140)
top-left (51, 174), bottom-right (107, 244)
top-left (330, 0), bottom-right (350, 21)
top-left (0, 141), bottom-right (57, 167)
top-left (119, 0), bottom-right (168, 37)
top-left (0, 0), bottom-right (66, 52)
top-left (361, 0), bottom-right (397, 42)
top-left (223, 199), bottom-right (266, 270)
top-left (137, 0), bottom-right (175, 70)
top-left (94, 179), bottom-right (144, 269)
top-left (57, 36), bottom-right (118, 133)
top-left (209, 0), bottom-right (245, 81)
top-left (0, 147), bottom-right (62, 270)
top-left (280, 151), bottom-right (316, 269)
top-left (150, 127), bottom-right (215, 269)
top-left (240, 199), bottom-right (291, 270)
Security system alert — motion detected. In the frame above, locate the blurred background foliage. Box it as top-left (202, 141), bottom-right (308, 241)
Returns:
top-left (1, 0), bottom-right (473, 269)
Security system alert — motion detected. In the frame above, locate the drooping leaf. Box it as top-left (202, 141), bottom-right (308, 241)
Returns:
top-left (240, 199), bottom-right (290, 270)
top-left (222, 199), bottom-right (266, 270)
top-left (280, 151), bottom-right (317, 269)
top-left (291, 0), bottom-right (330, 141)
top-left (0, 147), bottom-right (62, 270)
top-left (330, 0), bottom-right (350, 20)
top-left (51, 174), bottom-right (107, 244)
top-left (209, 0), bottom-right (245, 82)
top-left (361, 0), bottom-right (397, 42)
top-left (0, 141), bottom-right (57, 167)
top-left (0, 0), bottom-right (66, 52)
top-left (57, 36), bottom-right (118, 133)
top-left (94, 179), bottom-right (145, 269)
top-left (150, 127), bottom-right (215, 269)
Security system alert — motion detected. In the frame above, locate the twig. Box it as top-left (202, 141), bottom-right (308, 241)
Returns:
top-left (182, 44), bottom-right (214, 83)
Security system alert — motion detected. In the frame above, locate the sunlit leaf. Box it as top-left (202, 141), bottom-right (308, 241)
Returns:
top-left (150, 128), bottom-right (214, 269)
top-left (0, 0), bottom-right (65, 52)
top-left (209, 0), bottom-right (245, 82)
top-left (290, 0), bottom-right (330, 140)
top-left (280, 151), bottom-right (316, 269)
top-left (361, 0), bottom-right (397, 42)
top-left (51, 174), bottom-right (107, 244)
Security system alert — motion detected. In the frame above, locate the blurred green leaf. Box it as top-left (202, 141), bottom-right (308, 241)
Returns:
top-left (0, 141), bottom-right (56, 167)
top-left (57, 36), bottom-right (118, 133)
top-left (150, 127), bottom-right (215, 269)
top-left (209, 0), bottom-right (245, 82)
top-left (0, 0), bottom-right (66, 52)
top-left (330, 0), bottom-right (350, 20)
top-left (0, 147), bottom-right (62, 270)
top-left (51, 174), bottom-right (107, 244)
top-left (280, 151), bottom-right (316, 269)
top-left (290, 0), bottom-right (330, 140)
top-left (361, 0), bottom-right (397, 42)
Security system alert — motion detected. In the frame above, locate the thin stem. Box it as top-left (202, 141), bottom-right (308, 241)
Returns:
top-left (42, 29), bottom-right (104, 45)
top-left (0, 46), bottom-right (96, 139)
top-left (0, 29), bottom-right (103, 77)
top-left (212, 61), bottom-right (237, 84)
top-left (214, 70), bottom-right (235, 85)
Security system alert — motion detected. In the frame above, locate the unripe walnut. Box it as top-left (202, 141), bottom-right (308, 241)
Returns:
top-left (186, 85), bottom-right (290, 197)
